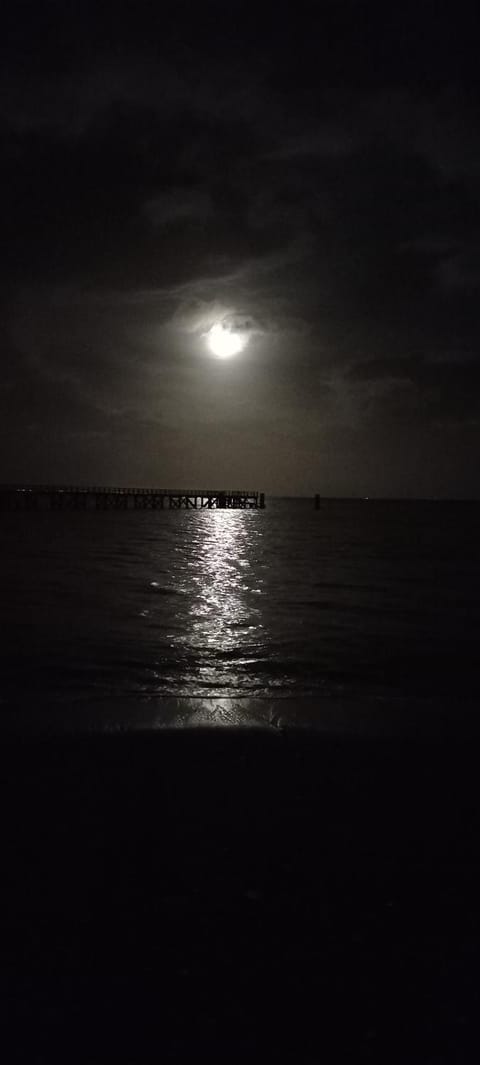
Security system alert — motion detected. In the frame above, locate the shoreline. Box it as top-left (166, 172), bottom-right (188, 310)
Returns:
top-left (2, 692), bottom-right (480, 738)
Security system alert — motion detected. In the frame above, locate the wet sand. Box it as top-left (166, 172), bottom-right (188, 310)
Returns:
top-left (2, 725), bottom-right (480, 1063)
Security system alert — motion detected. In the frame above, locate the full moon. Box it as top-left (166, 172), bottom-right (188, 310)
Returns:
top-left (207, 322), bottom-right (247, 358)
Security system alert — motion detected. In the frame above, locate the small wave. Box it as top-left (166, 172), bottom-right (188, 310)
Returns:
top-left (149, 582), bottom-right (183, 596)
top-left (276, 598), bottom-right (334, 611)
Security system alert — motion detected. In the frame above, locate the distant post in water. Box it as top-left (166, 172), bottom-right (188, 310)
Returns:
top-left (314, 494), bottom-right (321, 509)
top-left (260, 493), bottom-right (265, 509)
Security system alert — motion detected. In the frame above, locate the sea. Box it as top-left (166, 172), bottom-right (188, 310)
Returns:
top-left (1, 498), bottom-right (479, 733)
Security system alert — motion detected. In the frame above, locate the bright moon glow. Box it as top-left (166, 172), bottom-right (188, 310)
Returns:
top-left (207, 322), bottom-right (246, 358)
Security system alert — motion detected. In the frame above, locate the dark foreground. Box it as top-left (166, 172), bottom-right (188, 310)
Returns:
top-left (2, 726), bottom-right (480, 1063)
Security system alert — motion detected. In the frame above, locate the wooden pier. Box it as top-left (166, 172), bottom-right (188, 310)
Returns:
top-left (0, 485), bottom-right (265, 511)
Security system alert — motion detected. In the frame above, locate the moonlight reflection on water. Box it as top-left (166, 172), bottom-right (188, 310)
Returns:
top-left (186, 512), bottom-right (264, 688)
top-left (1, 501), bottom-right (479, 708)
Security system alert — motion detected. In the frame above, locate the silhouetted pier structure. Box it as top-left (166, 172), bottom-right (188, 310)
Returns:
top-left (0, 485), bottom-right (265, 511)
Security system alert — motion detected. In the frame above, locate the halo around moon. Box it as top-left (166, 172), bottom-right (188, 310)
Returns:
top-left (207, 322), bottom-right (247, 358)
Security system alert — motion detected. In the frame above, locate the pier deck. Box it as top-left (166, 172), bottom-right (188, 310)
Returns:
top-left (0, 485), bottom-right (265, 511)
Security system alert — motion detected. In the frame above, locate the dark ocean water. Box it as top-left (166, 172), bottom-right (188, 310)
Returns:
top-left (1, 498), bottom-right (479, 728)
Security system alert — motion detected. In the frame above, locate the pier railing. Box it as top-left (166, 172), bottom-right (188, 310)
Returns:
top-left (0, 484), bottom-right (260, 496)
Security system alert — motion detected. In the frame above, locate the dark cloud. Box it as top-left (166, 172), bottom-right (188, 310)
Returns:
top-left (1, 1), bottom-right (480, 495)
top-left (348, 353), bottom-right (480, 424)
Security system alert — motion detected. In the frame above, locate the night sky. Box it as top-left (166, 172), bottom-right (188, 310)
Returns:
top-left (2, 1), bottom-right (480, 497)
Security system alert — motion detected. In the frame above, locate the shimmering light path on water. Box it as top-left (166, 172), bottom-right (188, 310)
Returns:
top-left (1, 499), bottom-right (479, 721)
